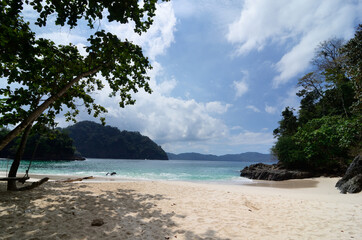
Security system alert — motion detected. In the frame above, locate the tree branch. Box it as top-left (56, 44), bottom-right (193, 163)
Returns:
top-left (0, 66), bottom-right (102, 151)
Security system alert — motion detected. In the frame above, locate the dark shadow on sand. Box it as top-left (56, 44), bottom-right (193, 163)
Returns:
top-left (0, 181), bottom-right (230, 240)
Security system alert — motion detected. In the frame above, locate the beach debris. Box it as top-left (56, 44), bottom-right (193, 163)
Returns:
top-left (60, 176), bottom-right (94, 183)
top-left (106, 172), bottom-right (117, 176)
top-left (91, 218), bottom-right (105, 226)
top-left (17, 177), bottom-right (49, 191)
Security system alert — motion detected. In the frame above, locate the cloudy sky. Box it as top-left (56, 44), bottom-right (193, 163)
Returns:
top-left (22, 0), bottom-right (362, 155)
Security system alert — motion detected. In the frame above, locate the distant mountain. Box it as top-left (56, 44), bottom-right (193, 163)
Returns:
top-left (64, 121), bottom-right (168, 160)
top-left (167, 152), bottom-right (218, 161)
top-left (167, 152), bottom-right (275, 162)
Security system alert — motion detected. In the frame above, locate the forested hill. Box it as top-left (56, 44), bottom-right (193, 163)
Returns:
top-left (64, 121), bottom-right (168, 160)
top-left (167, 152), bottom-right (274, 162)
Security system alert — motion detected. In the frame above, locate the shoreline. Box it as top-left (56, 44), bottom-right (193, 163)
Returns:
top-left (2, 171), bottom-right (360, 199)
top-left (0, 170), bottom-right (257, 185)
top-left (0, 170), bottom-right (345, 187)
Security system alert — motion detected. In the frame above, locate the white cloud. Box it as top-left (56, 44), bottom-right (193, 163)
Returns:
top-left (227, 0), bottom-right (362, 86)
top-left (231, 126), bottom-right (243, 131)
top-left (162, 130), bottom-right (275, 155)
top-left (173, 0), bottom-right (243, 26)
top-left (233, 70), bottom-right (249, 98)
top-left (44, 1), bottom-right (280, 155)
top-left (246, 105), bottom-right (261, 113)
top-left (233, 80), bottom-right (248, 98)
top-left (95, 90), bottom-right (230, 145)
top-left (230, 131), bottom-right (275, 146)
top-left (172, 0), bottom-right (197, 18)
top-left (104, 2), bottom-right (176, 61)
top-left (37, 32), bottom-right (87, 46)
top-left (75, 43), bottom-right (88, 56)
top-left (206, 102), bottom-right (231, 114)
top-left (155, 78), bottom-right (178, 95)
top-left (68, 62), bottom-right (230, 148)
top-left (265, 104), bottom-right (277, 114)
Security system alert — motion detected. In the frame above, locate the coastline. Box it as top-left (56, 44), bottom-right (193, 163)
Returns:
top-left (1, 175), bottom-right (361, 239)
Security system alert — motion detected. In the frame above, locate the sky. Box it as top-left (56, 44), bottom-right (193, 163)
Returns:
top-left (10, 0), bottom-right (362, 155)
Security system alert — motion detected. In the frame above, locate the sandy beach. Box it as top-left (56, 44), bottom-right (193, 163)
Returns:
top-left (0, 176), bottom-right (361, 240)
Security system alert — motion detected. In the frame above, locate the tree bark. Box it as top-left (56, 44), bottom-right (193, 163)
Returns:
top-left (0, 66), bottom-right (101, 152)
top-left (7, 123), bottom-right (33, 191)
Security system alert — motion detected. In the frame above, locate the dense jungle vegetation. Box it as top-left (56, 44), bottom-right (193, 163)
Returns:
top-left (272, 25), bottom-right (361, 174)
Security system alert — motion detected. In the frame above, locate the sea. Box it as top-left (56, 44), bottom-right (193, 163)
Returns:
top-left (0, 158), bottom-right (275, 184)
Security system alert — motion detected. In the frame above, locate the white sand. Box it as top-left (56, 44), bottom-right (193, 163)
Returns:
top-left (0, 177), bottom-right (361, 240)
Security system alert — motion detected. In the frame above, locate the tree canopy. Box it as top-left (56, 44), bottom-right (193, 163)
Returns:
top-left (0, 126), bottom-right (78, 160)
top-left (0, 0), bottom-right (168, 190)
top-left (1, 0), bottom-right (168, 150)
top-left (272, 25), bottom-right (362, 174)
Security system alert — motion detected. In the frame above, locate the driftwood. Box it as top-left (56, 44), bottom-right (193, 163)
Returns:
top-left (59, 176), bottom-right (95, 183)
top-left (17, 177), bottom-right (49, 191)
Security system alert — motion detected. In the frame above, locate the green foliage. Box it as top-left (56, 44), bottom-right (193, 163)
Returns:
top-left (340, 24), bottom-right (362, 113)
top-left (27, 0), bottom-right (167, 34)
top-left (272, 28), bottom-right (362, 174)
top-left (273, 107), bottom-right (298, 137)
top-left (271, 136), bottom-right (304, 169)
top-left (297, 89), bottom-right (321, 124)
top-left (0, 126), bottom-right (77, 160)
top-left (293, 116), bottom-right (361, 170)
top-left (0, 0), bottom-right (168, 152)
top-left (0, 128), bottom-right (14, 157)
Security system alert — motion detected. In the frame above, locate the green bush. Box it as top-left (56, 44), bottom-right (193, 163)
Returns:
top-left (293, 116), bottom-right (361, 170)
top-left (271, 136), bottom-right (304, 169)
top-left (273, 116), bottom-right (361, 172)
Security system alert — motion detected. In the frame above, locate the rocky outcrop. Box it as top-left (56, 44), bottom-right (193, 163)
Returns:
top-left (335, 155), bottom-right (362, 194)
top-left (240, 163), bottom-right (317, 181)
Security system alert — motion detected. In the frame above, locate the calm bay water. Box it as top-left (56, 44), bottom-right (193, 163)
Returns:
top-left (0, 158), bottom-right (273, 184)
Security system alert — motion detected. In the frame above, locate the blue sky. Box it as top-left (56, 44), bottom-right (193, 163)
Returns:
top-left (12, 0), bottom-right (362, 155)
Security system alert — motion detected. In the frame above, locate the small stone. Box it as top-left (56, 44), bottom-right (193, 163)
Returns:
top-left (91, 218), bottom-right (104, 226)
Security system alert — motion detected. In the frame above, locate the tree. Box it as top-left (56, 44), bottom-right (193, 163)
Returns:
top-left (340, 24), bottom-right (362, 114)
top-left (273, 107), bottom-right (298, 138)
top-left (272, 28), bottom-right (361, 173)
top-left (297, 89), bottom-right (321, 124)
top-left (293, 116), bottom-right (361, 171)
top-left (0, 0), bottom-right (168, 190)
top-left (311, 38), bottom-right (345, 71)
top-left (313, 38), bottom-right (354, 117)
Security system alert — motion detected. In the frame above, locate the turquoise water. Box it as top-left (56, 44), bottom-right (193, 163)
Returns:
top-left (0, 158), bottom-right (273, 184)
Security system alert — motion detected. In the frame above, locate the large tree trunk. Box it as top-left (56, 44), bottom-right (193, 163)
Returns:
top-left (0, 66), bottom-right (101, 152)
top-left (7, 123), bottom-right (33, 191)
